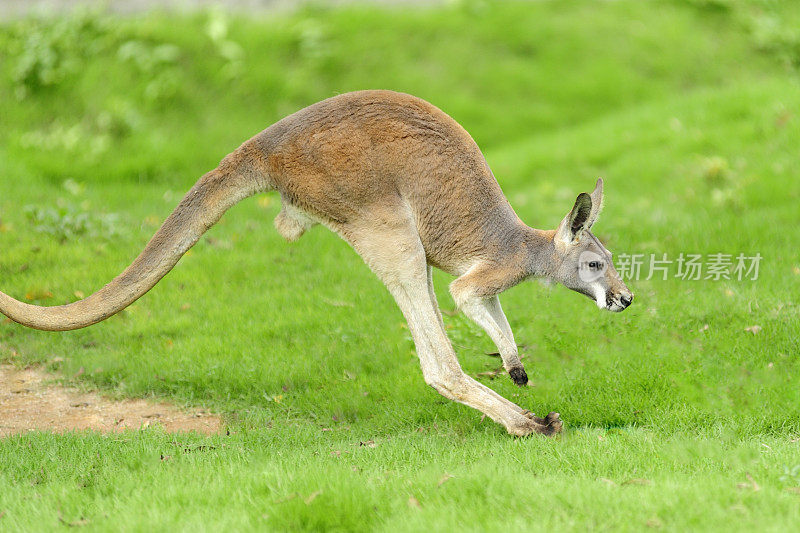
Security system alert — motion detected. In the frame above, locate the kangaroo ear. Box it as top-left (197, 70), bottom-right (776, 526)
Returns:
top-left (588, 178), bottom-right (604, 228)
top-left (556, 192), bottom-right (593, 244)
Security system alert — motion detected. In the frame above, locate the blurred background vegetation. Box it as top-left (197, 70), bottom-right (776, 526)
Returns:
top-left (1, 0), bottom-right (798, 187)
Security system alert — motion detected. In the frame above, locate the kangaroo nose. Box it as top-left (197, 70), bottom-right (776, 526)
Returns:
top-left (620, 294), bottom-right (633, 308)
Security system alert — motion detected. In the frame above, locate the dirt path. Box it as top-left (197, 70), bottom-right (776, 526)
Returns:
top-left (0, 364), bottom-right (222, 437)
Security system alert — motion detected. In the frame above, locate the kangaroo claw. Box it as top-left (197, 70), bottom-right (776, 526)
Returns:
top-left (517, 410), bottom-right (562, 436)
top-left (509, 367), bottom-right (528, 386)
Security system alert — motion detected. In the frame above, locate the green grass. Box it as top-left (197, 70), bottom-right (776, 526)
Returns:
top-left (1, 0), bottom-right (800, 530)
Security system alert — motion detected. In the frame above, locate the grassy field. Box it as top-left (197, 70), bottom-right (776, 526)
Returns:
top-left (1, 0), bottom-right (800, 530)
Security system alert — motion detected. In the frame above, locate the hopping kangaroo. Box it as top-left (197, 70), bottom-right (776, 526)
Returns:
top-left (0, 91), bottom-right (633, 436)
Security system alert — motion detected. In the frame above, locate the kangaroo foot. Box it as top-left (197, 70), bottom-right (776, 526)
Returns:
top-left (505, 410), bottom-right (562, 437)
top-left (519, 410), bottom-right (562, 436)
top-left (508, 366), bottom-right (528, 387)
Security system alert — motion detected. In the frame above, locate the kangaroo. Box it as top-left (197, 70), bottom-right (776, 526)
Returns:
top-left (0, 90), bottom-right (633, 436)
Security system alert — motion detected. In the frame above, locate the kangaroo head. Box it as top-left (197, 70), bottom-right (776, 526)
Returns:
top-left (549, 179), bottom-right (633, 312)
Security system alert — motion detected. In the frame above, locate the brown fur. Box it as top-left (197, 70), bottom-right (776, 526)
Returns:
top-left (0, 90), bottom-right (633, 436)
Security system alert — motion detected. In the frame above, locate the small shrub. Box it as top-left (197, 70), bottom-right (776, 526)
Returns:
top-left (205, 8), bottom-right (244, 79)
top-left (117, 40), bottom-right (183, 102)
top-left (748, 13), bottom-right (800, 69)
top-left (18, 102), bottom-right (142, 157)
top-left (23, 180), bottom-right (122, 243)
top-left (780, 464), bottom-right (800, 486)
top-left (10, 9), bottom-right (113, 98)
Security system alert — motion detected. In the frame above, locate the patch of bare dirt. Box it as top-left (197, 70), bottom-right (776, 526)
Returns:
top-left (0, 364), bottom-right (222, 437)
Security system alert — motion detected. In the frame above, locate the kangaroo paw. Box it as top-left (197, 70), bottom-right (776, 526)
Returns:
top-left (508, 367), bottom-right (528, 386)
top-left (519, 410), bottom-right (562, 436)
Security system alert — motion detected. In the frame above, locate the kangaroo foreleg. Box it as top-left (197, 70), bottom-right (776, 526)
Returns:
top-left (456, 294), bottom-right (527, 386)
top-left (450, 262), bottom-right (529, 386)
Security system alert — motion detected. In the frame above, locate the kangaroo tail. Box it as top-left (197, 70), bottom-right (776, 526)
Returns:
top-left (0, 145), bottom-right (267, 331)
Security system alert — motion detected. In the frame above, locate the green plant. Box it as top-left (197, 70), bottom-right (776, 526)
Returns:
top-left (10, 9), bottom-right (113, 98)
top-left (22, 181), bottom-right (121, 243)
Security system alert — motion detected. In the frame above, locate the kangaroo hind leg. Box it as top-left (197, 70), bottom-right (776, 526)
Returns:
top-left (343, 216), bottom-right (560, 436)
